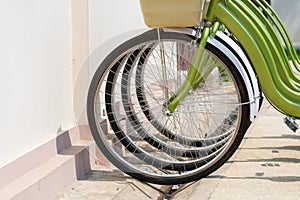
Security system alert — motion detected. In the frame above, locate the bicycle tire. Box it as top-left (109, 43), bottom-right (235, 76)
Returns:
top-left (87, 29), bottom-right (251, 185)
top-left (120, 44), bottom-right (225, 156)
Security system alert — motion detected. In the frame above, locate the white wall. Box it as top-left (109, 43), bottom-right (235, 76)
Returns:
top-left (0, 0), bottom-right (73, 167)
top-left (0, 0), bottom-right (145, 168)
top-left (272, 0), bottom-right (300, 47)
top-left (72, 0), bottom-right (146, 125)
top-left (89, 0), bottom-right (146, 51)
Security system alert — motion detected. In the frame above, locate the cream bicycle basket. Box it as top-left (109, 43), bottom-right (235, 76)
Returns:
top-left (139, 0), bottom-right (209, 28)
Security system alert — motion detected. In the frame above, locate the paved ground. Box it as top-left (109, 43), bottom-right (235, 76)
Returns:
top-left (55, 102), bottom-right (300, 200)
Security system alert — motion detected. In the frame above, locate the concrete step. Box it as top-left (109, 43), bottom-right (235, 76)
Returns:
top-left (0, 145), bottom-right (90, 200)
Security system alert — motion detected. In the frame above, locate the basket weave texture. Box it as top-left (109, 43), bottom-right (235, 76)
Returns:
top-left (139, 0), bottom-right (208, 28)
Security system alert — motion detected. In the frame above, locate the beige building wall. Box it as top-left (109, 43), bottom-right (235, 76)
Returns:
top-left (72, 0), bottom-right (89, 82)
top-left (0, 0), bottom-right (73, 168)
top-left (0, 0), bottom-right (145, 168)
top-left (88, 0), bottom-right (146, 52)
top-left (72, 0), bottom-right (146, 126)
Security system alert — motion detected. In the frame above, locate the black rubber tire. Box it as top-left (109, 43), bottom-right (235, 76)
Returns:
top-left (87, 29), bottom-right (251, 185)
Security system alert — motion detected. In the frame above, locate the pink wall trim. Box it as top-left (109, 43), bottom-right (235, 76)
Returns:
top-left (0, 126), bottom-right (81, 188)
top-left (0, 122), bottom-right (111, 191)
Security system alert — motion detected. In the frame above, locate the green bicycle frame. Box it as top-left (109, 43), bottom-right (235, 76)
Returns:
top-left (167, 0), bottom-right (300, 118)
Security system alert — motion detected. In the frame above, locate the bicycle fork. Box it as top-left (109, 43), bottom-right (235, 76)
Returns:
top-left (166, 22), bottom-right (220, 114)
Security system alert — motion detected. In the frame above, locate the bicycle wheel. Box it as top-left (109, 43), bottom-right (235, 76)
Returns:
top-left (120, 45), bottom-right (214, 156)
top-left (87, 29), bottom-right (251, 185)
top-left (106, 51), bottom-right (220, 166)
top-left (134, 43), bottom-right (222, 147)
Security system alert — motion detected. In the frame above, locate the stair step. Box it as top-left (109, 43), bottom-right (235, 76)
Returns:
top-left (0, 146), bottom-right (90, 200)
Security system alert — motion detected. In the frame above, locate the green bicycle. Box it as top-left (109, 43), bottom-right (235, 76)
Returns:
top-left (87, 0), bottom-right (300, 185)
